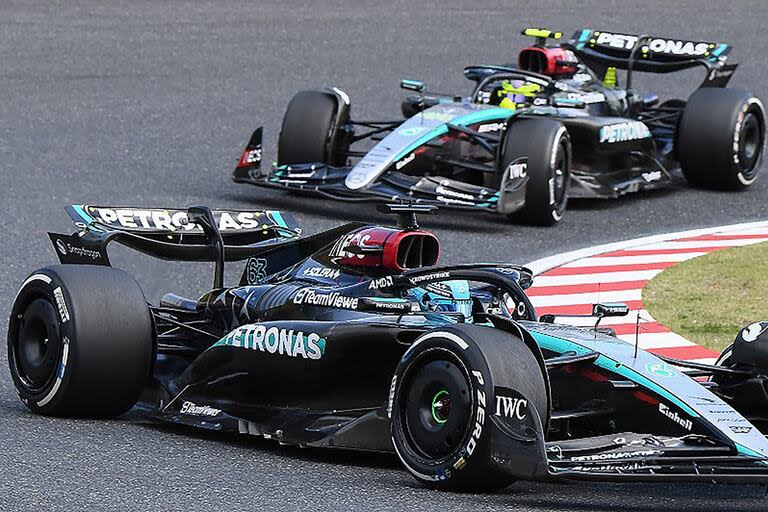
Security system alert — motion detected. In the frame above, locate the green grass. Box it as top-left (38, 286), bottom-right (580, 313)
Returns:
top-left (643, 241), bottom-right (768, 352)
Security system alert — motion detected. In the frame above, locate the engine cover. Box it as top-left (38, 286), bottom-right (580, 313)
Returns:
top-left (519, 46), bottom-right (578, 77)
top-left (328, 227), bottom-right (439, 272)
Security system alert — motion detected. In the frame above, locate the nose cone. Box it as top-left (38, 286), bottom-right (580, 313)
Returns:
top-left (344, 145), bottom-right (398, 190)
top-left (345, 165), bottom-right (373, 190)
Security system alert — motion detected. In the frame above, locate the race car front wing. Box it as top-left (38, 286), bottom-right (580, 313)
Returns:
top-left (234, 162), bottom-right (503, 212)
top-left (544, 432), bottom-right (768, 484)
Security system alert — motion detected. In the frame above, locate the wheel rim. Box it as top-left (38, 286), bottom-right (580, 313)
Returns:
top-left (739, 112), bottom-right (762, 179)
top-left (13, 298), bottom-right (62, 393)
top-left (401, 351), bottom-right (473, 461)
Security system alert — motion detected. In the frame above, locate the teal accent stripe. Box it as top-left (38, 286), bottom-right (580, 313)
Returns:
top-left (532, 332), bottom-right (699, 417)
top-left (576, 28), bottom-right (592, 49)
top-left (393, 108), bottom-right (512, 161)
top-left (712, 44), bottom-right (727, 57)
top-left (452, 107), bottom-right (512, 127)
top-left (393, 125), bottom-right (448, 161)
top-left (269, 211), bottom-right (288, 228)
top-left (556, 97), bottom-right (583, 104)
top-left (71, 204), bottom-right (94, 224)
top-left (736, 444), bottom-right (764, 458)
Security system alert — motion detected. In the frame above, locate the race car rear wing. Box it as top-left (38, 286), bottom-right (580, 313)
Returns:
top-left (65, 204), bottom-right (299, 239)
top-left (50, 204), bottom-right (301, 266)
top-left (49, 204), bottom-right (366, 290)
top-left (568, 28), bottom-right (737, 88)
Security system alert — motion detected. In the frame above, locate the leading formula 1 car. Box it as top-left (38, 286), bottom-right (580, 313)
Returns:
top-left (8, 203), bottom-right (768, 490)
top-left (234, 27), bottom-right (765, 226)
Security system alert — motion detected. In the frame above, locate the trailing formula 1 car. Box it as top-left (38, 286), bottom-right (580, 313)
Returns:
top-left (234, 27), bottom-right (765, 226)
top-left (8, 203), bottom-right (768, 490)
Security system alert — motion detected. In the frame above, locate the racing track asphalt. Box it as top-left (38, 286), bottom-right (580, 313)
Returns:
top-left (1, 1), bottom-right (768, 510)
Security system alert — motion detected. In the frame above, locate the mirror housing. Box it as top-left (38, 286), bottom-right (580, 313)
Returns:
top-left (400, 79), bottom-right (426, 93)
top-left (592, 303), bottom-right (630, 318)
top-left (552, 96), bottom-right (585, 109)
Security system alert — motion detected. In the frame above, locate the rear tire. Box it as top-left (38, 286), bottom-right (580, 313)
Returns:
top-left (277, 90), bottom-right (349, 166)
top-left (492, 119), bottom-right (571, 226)
top-left (390, 324), bottom-right (547, 492)
top-left (678, 88), bottom-right (765, 190)
top-left (7, 265), bottom-right (154, 417)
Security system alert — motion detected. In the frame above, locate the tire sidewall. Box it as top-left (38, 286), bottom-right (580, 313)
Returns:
top-left (327, 91), bottom-right (351, 166)
top-left (389, 330), bottom-right (495, 484)
top-left (732, 99), bottom-right (765, 187)
top-left (540, 126), bottom-right (571, 223)
top-left (498, 119), bottom-right (571, 225)
top-left (679, 89), bottom-right (765, 189)
top-left (8, 265), bottom-right (154, 417)
top-left (278, 90), bottom-right (349, 167)
top-left (8, 270), bottom-right (77, 413)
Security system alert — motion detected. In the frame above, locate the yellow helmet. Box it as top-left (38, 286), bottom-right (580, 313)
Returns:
top-left (497, 80), bottom-right (541, 110)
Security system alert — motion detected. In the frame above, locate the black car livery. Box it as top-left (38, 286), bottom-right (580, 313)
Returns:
top-left (233, 27), bottom-right (765, 226)
top-left (8, 203), bottom-right (768, 491)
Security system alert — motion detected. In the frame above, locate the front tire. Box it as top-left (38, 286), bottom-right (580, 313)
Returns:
top-left (678, 88), bottom-right (765, 190)
top-left (7, 265), bottom-right (154, 417)
top-left (492, 118), bottom-right (571, 226)
top-left (277, 90), bottom-right (349, 166)
top-left (390, 324), bottom-right (548, 492)
top-left (710, 325), bottom-right (768, 426)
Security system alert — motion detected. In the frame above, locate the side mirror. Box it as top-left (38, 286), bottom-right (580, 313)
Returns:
top-left (552, 96), bottom-right (585, 109)
top-left (540, 314), bottom-right (556, 324)
top-left (401, 79), bottom-right (426, 93)
top-left (592, 303), bottom-right (630, 318)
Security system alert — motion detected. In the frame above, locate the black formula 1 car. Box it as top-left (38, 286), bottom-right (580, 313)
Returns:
top-left (8, 204), bottom-right (768, 490)
top-left (233, 27), bottom-right (765, 226)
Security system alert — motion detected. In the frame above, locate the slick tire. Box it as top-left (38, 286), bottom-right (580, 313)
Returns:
top-left (390, 324), bottom-right (548, 492)
top-left (7, 265), bottom-right (154, 417)
top-left (714, 343), bottom-right (735, 369)
top-left (493, 118), bottom-right (571, 226)
top-left (678, 88), bottom-right (765, 190)
top-left (711, 323), bottom-right (768, 423)
top-left (278, 90), bottom-right (349, 166)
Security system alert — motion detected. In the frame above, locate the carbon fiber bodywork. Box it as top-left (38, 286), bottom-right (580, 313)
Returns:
top-left (233, 27), bottom-right (754, 214)
top-left (33, 205), bottom-right (768, 486)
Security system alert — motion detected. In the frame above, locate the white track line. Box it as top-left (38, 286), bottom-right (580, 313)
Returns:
top-left (530, 289), bottom-right (642, 308)
top-left (616, 332), bottom-right (695, 349)
top-left (630, 239), bottom-right (767, 250)
top-left (534, 270), bottom-right (663, 286)
top-left (561, 252), bottom-right (706, 267)
top-left (711, 228), bottom-right (768, 236)
top-left (689, 358), bottom-right (718, 365)
top-left (550, 310), bottom-right (656, 327)
top-left (526, 220), bottom-right (768, 275)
